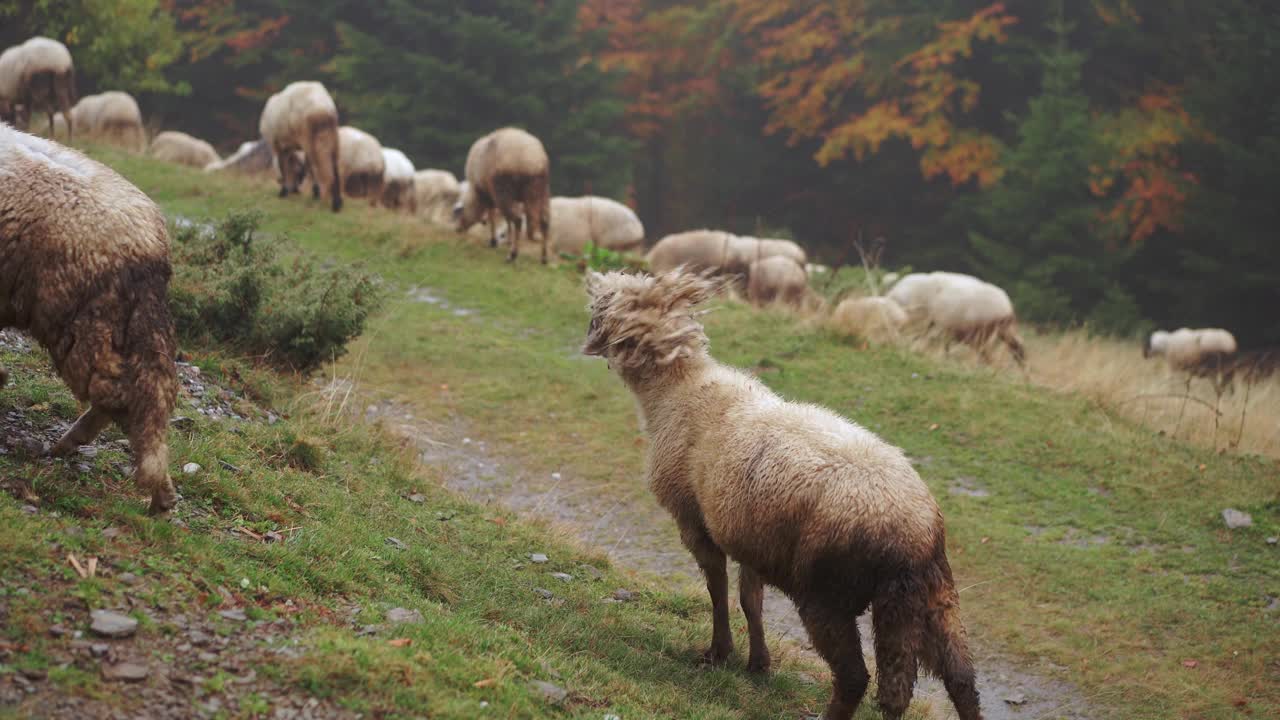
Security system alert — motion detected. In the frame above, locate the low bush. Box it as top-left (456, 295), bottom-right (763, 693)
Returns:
top-left (169, 212), bottom-right (382, 372)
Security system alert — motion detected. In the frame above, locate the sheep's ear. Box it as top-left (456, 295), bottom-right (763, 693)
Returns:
top-left (584, 271), bottom-right (607, 299)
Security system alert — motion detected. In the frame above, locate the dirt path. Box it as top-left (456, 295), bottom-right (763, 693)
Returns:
top-left (364, 396), bottom-right (1098, 720)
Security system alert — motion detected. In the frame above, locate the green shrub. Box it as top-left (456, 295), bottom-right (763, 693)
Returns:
top-left (562, 243), bottom-right (646, 273)
top-left (169, 212), bottom-right (383, 373)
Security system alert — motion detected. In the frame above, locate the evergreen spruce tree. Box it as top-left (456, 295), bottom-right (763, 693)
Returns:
top-left (967, 15), bottom-right (1142, 332)
top-left (330, 0), bottom-right (631, 197)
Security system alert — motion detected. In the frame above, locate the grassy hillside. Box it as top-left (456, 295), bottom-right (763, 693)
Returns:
top-left (4, 147), bottom-right (1278, 719)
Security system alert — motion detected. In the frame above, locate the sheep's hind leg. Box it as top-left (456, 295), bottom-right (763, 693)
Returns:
top-left (52, 406), bottom-right (113, 456)
top-left (126, 414), bottom-right (177, 515)
top-left (739, 565), bottom-right (771, 673)
top-left (797, 598), bottom-right (870, 720)
top-left (680, 525), bottom-right (733, 664)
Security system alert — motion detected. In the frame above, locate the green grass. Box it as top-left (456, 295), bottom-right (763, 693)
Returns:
top-left (4, 145), bottom-right (1277, 718)
top-left (0, 347), bottom-right (840, 718)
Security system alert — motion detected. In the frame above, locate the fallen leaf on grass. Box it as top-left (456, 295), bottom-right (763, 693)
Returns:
top-left (473, 678), bottom-right (498, 688)
top-left (388, 638), bottom-right (412, 648)
top-left (1181, 659), bottom-right (1198, 669)
top-left (929, 423), bottom-right (939, 431)
top-left (489, 517), bottom-right (507, 527)
top-left (980, 537), bottom-right (990, 544)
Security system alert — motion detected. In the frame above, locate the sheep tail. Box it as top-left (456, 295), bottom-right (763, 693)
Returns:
top-left (306, 113), bottom-right (342, 212)
top-left (873, 543), bottom-right (982, 720)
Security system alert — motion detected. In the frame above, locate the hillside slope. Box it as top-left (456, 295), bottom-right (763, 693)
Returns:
top-left (4, 148), bottom-right (1277, 719)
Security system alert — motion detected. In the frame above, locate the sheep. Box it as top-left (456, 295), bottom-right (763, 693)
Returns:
top-left (582, 269), bottom-right (982, 720)
top-left (831, 295), bottom-right (908, 342)
top-left (739, 235), bottom-right (808, 267)
top-left (455, 127), bottom-right (551, 263)
top-left (413, 169), bottom-right (460, 225)
top-left (926, 275), bottom-right (1025, 366)
top-left (258, 81), bottom-right (342, 211)
top-left (645, 230), bottom-right (739, 276)
top-left (1145, 327), bottom-right (1238, 393)
top-left (1, 124), bottom-right (178, 514)
top-left (149, 131), bottom-right (220, 168)
top-left (333, 125), bottom-right (384, 206)
top-left (378, 147), bottom-right (416, 212)
top-left (496, 195), bottom-right (645, 255)
top-left (887, 271), bottom-right (1025, 366)
top-left (2, 38), bottom-right (75, 140)
top-left (203, 138), bottom-right (274, 175)
top-left (70, 91), bottom-right (146, 151)
top-left (0, 45), bottom-right (27, 125)
top-left (746, 255), bottom-right (809, 307)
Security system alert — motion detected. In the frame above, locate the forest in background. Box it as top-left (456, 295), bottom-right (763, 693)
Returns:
top-left (2, 0), bottom-right (1277, 345)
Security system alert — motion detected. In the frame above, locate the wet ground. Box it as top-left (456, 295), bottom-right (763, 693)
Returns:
top-left (363, 395), bottom-right (1098, 720)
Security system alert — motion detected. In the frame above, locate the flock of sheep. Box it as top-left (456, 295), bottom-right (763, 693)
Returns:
top-left (2, 35), bottom-right (1270, 720)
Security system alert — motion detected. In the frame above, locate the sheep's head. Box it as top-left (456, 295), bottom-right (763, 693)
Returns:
top-left (583, 269), bottom-right (723, 375)
top-left (274, 150), bottom-right (307, 193)
top-left (1144, 330), bottom-right (1169, 359)
top-left (453, 181), bottom-right (478, 231)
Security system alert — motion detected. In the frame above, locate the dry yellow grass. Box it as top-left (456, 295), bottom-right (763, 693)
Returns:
top-left (1019, 330), bottom-right (1280, 458)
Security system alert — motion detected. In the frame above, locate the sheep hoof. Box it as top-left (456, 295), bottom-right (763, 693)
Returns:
top-left (277, 186), bottom-right (288, 198)
top-left (147, 486), bottom-right (178, 515)
top-left (700, 643), bottom-right (732, 666)
top-left (505, 253), bottom-right (517, 264)
top-left (746, 653), bottom-right (771, 674)
top-left (489, 237), bottom-right (498, 249)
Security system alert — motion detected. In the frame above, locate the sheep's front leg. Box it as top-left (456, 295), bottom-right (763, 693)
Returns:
top-left (681, 525), bottom-right (733, 664)
top-left (52, 405), bottom-right (113, 456)
top-left (739, 565), bottom-right (771, 672)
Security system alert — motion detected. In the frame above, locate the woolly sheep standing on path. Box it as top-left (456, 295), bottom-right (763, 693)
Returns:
top-left (149, 130), bottom-right (220, 168)
top-left (334, 126), bottom-right (384, 206)
top-left (455, 127), bottom-right (551, 263)
top-left (0, 124), bottom-right (178, 514)
top-left (259, 81), bottom-right (342, 212)
top-left (583, 270), bottom-right (983, 720)
top-left (70, 91), bottom-right (146, 151)
top-left (378, 147), bottom-right (416, 212)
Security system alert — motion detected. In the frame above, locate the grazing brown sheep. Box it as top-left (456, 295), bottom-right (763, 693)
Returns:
top-left (334, 125), bottom-right (384, 206)
top-left (455, 127), bottom-right (551, 263)
top-left (259, 81), bottom-right (342, 212)
top-left (583, 270), bottom-right (982, 720)
top-left (13, 37), bottom-right (76, 139)
top-left (1, 124), bottom-right (178, 514)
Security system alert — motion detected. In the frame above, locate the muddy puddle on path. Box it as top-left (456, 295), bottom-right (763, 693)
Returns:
top-left (362, 397), bottom-right (1097, 720)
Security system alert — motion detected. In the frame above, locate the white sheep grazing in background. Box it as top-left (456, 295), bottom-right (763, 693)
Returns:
top-left (259, 81), bottom-right (342, 211)
top-left (10, 37), bottom-right (76, 137)
top-left (496, 195), bottom-right (645, 255)
top-left (925, 274), bottom-right (1026, 366)
top-left (740, 236), bottom-right (808, 268)
top-left (830, 295), bottom-right (908, 343)
top-left (334, 126), bottom-right (385, 206)
top-left (0, 45), bottom-right (24, 124)
top-left (646, 229), bottom-right (738, 275)
top-left (746, 255), bottom-right (809, 307)
top-left (70, 91), bottom-right (146, 151)
top-left (885, 271), bottom-right (1025, 366)
top-left (203, 138), bottom-right (274, 175)
top-left (378, 147), bottom-right (416, 212)
top-left (1145, 327), bottom-right (1238, 393)
top-left (414, 169), bottom-right (460, 225)
top-left (149, 131), bottom-right (221, 168)
top-left (547, 195), bottom-right (644, 254)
